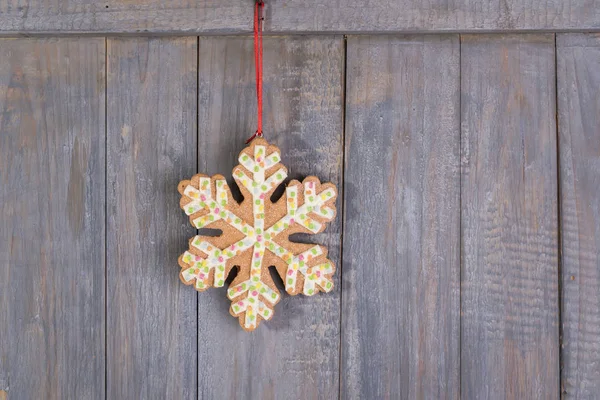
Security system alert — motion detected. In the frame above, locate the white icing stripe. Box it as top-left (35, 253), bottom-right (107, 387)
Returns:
top-left (263, 167), bottom-right (287, 190)
top-left (257, 302), bottom-right (274, 319)
top-left (216, 179), bottom-right (228, 207)
top-left (227, 252), bottom-right (280, 329)
top-left (229, 298), bottom-right (275, 322)
top-left (253, 195), bottom-right (265, 232)
top-left (182, 185), bottom-right (206, 215)
top-left (318, 188), bottom-right (336, 202)
top-left (253, 145), bottom-right (266, 183)
top-left (181, 253), bottom-right (200, 282)
top-left (183, 178), bottom-right (252, 234)
top-left (190, 240), bottom-right (213, 253)
top-left (222, 209), bottom-right (254, 234)
top-left (283, 245), bottom-right (323, 292)
top-left (192, 214), bottom-right (219, 229)
top-left (183, 185), bottom-right (198, 199)
top-left (300, 216), bottom-right (323, 233)
top-left (264, 151), bottom-right (280, 169)
top-left (265, 240), bottom-right (294, 264)
top-left (238, 152), bottom-right (255, 172)
top-left (233, 167), bottom-right (254, 193)
top-left (302, 261), bottom-right (334, 295)
top-left (315, 205), bottom-right (335, 219)
top-left (180, 251), bottom-right (211, 290)
top-left (286, 186), bottom-right (298, 214)
top-left (227, 278), bottom-right (278, 302)
top-left (188, 187), bottom-right (254, 234)
top-left (242, 244), bottom-right (265, 329)
top-left (190, 239), bottom-right (227, 287)
top-left (182, 235), bottom-right (253, 289)
top-left (231, 298), bottom-right (249, 312)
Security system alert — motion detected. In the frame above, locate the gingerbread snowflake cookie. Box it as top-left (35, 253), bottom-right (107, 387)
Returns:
top-left (177, 138), bottom-right (337, 331)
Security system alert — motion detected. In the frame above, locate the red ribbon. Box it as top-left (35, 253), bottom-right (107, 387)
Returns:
top-left (246, 1), bottom-right (264, 144)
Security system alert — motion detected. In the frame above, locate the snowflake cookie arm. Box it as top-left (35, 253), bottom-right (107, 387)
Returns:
top-left (267, 178), bottom-right (337, 237)
top-left (227, 273), bottom-right (281, 331)
top-left (265, 177), bottom-right (338, 296)
top-left (225, 139), bottom-right (288, 332)
top-left (178, 235), bottom-right (245, 291)
top-left (232, 142), bottom-right (287, 201)
top-left (178, 173), bottom-right (251, 231)
top-left (268, 240), bottom-right (335, 296)
top-left (177, 174), bottom-right (253, 291)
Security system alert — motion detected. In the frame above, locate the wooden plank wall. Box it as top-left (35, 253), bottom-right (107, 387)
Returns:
top-left (460, 34), bottom-right (559, 399)
top-left (1, 30), bottom-right (600, 400)
top-left (342, 35), bottom-right (460, 399)
top-left (0, 38), bottom-right (106, 398)
top-left (557, 33), bottom-right (600, 399)
top-left (0, 0), bottom-right (599, 33)
top-left (195, 36), bottom-right (344, 399)
top-left (106, 38), bottom-right (198, 399)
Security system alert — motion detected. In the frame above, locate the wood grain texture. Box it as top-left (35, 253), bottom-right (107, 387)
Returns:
top-left (0, 38), bottom-right (105, 399)
top-left (0, 0), bottom-right (249, 34)
top-left (460, 34), bottom-right (559, 399)
top-left (0, 1), bottom-right (599, 34)
top-left (342, 35), bottom-right (461, 399)
top-left (267, 1), bottom-right (600, 33)
top-left (195, 36), bottom-right (344, 399)
top-left (106, 38), bottom-right (197, 399)
top-left (557, 33), bottom-right (600, 399)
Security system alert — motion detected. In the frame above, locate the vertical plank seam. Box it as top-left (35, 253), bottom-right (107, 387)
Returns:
top-left (338, 34), bottom-right (348, 400)
top-left (554, 33), bottom-right (565, 400)
top-left (458, 33), bottom-right (463, 400)
top-left (195, 36), bottom-right (200, 400)
top-left (104, 36), bottom-right (108, 400)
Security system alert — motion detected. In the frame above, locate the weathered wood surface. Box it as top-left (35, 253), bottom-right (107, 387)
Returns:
top-left (460, 34), bottom-right (559, 399)
top-left (342, 35), bottom-right (461, 399)
top-left (557, 33), bottom-right (600, 399)
top-left (0, 1), bottom-right (599, 34)
top-left (106, 38), bottom-right (197, 399)
top-left (0, 38), bottom-right (105, 399)
top-left (2, 30), bottom-right (599, 399)
top-left (195, 36), bottom-right (344, 399)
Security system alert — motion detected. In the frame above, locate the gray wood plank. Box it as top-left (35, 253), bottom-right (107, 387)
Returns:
top-left (0, 38), bottom-right (105, 399)
top-left (0, 0), bottom-right (248, 34)
top-left (341, 35), bottom-right (461, 399)
top-left (195, 36), bottom-right (343, 399)
top-left (106, 37), bottom-right (197, 399)
top-left (460, 34), bottom-right (559, 399)
top-left (0, 1), bottom-right (599, 34)
top-left (557, 33), bottom-right (600, 399)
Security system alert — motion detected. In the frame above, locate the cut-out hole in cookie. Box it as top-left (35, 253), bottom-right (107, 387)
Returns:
top-left (225, 265), bottom-right (239, 286)
top-left (198, 228), bottom-right (223, 237)
top-left (269, 180), bottom-right (288, 203)
top-left (268, 265), bottom-right (285, 292)
top-left (288, 232), bottom-right (316, 244)
top-left (227, 177), bottom-right (244, 204)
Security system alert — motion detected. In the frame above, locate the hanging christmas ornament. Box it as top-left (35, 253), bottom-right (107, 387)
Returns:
top-left (177, 1), bottom-right (338, 332)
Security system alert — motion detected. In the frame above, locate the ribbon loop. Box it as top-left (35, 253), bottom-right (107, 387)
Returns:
top-left (247, 1), bottom-right (264, 143)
